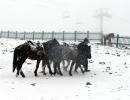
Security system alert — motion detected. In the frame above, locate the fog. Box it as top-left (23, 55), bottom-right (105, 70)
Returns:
top-left (0, 0), bottom-right (130, 36)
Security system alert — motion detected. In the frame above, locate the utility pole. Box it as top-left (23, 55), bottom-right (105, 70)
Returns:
top-left (94, 8), bottom-right (111, 44)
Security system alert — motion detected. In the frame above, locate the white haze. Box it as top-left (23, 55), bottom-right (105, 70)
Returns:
top-left (0, 0), bottom-right (130, 36)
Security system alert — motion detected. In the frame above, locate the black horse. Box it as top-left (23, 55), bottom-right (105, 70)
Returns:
top-left (75, 38), bottom-right (91, 71)
top-left (13, 40), bottom-right (53, 77)
top-left (42, 38), bottom-right (60, 75)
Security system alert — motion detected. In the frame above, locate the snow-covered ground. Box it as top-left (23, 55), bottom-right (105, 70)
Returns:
top-left (0, 38), bottom-right (130, 100)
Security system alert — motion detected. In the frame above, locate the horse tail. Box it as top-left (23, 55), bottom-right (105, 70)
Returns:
top-left (13, 49), bottom-right (18, 72)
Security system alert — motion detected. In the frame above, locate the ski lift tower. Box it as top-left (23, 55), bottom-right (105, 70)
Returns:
top-left (94, 8), bottom-right (111, 44)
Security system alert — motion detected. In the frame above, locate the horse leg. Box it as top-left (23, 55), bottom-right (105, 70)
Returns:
top-left (66, 60), bottom-right (71, 69)
top-left (20, 70), bottom-right (25, 78)
top-left (16, 58), bottom-right (26, 77)
top-left (78, 65), bottom-right (85, 74)
top-left (42, 59), bottom-right (47, 75)
top-left (57, 62), bottom-right (63, 76)
top-left (53, 62), bottom-right (59, 75)
top-left (16, 66), bottom-right (20, 77)
top-left (63, 60), bottom-right (71, 72)
top-left (46, 61), bottom-right (53, 75)
top-left (42, 65), bottom-right (46, 75)
top-left (74, 63), bottom-right (78, 72)
top-left (53, 62), bottom-right (56, 75)
top-left (63, 60), bottom-right (67, 71)
top-left (65, 60), bottom-right (71, 71)
top-left (34, 60), bottom-right (41, 76)
top-left (69, 61), bottom-right (75, 76)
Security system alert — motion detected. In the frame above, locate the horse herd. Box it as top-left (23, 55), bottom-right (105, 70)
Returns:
top-left (13, 38), bottom-right (91, 78)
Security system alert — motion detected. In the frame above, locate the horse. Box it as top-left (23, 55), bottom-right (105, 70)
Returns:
top-left (104, 33), bottom-right (115, 46)
top-left (61, 42), bottom-right (77, 71)
top-left (45, 38), bottom-right (91, 76)
top-left (13, 40), bottom-right (53, 77)
top-left (42, 38), bottom-right (60, 75)
top-left (46, 45), bottom-right (79, 76)
top-left (62, 38), bottom-right (91, 74)
top-left (68, 38), bottom-right (91, 76)
top-left (75, 38), bottom-right (91, 70)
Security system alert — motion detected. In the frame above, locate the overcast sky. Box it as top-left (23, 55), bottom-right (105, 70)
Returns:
top-left (0, 0), bottom-right (130, 36)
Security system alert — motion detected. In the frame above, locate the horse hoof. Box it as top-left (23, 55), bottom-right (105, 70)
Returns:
top-left (49, 72), bottom-right (54, 75)
top-left (69, 72), bottom-right (72, 76)
top-left (16, 74), bottom-right (19, 77)
top-left (53, 72), bottom-right (56, 76)
top-left (43, 73), bottom-right (46, 76)
top-left (21, 73), bottom-right (25, 78)
top-left (34, 73), bottom-right (38, 77)
top-left (85, 70), bottom-right (91, 72)
top-left (60, 73), bottom-right (63, 76)
top-left (22, 74), bottom-right (25, 78)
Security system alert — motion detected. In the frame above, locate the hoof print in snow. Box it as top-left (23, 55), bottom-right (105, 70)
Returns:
top-left (106, 67), bottom-right (111, 70)
top-left (30, 83), bottom-right (36, 86)
top-left (105, 52), bottom-right (110, 54)
top-left (75, 94), bottom-right (79, 97)
top-left (99, 62), bottom-right (105, 65)
top-left (94, 73), bottom-right (96, 75)
top-left (117, 54), bottom-right (120, 57)
top-left (11, 88), bottom-right (15, 90)
top-left (86, 82), bottom-right (92, 86)
top-left (125, 66), bottom-right (128, 68)
top-left (124, 62), bottom-right (127, 65)
top-left (112, 54), bottom-right (115, 56)
top-left (10, 51), bottom-right (13, 52)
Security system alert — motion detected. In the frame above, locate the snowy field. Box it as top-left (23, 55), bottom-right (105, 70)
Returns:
top-left (0, 38), bottom-right (130, 100)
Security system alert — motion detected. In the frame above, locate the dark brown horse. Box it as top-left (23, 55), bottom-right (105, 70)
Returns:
top-left (13, 40), bottom-right (53, 77)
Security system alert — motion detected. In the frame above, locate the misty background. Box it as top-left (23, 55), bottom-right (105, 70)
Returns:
top-left (0, 0), bottom-right (130, 36)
